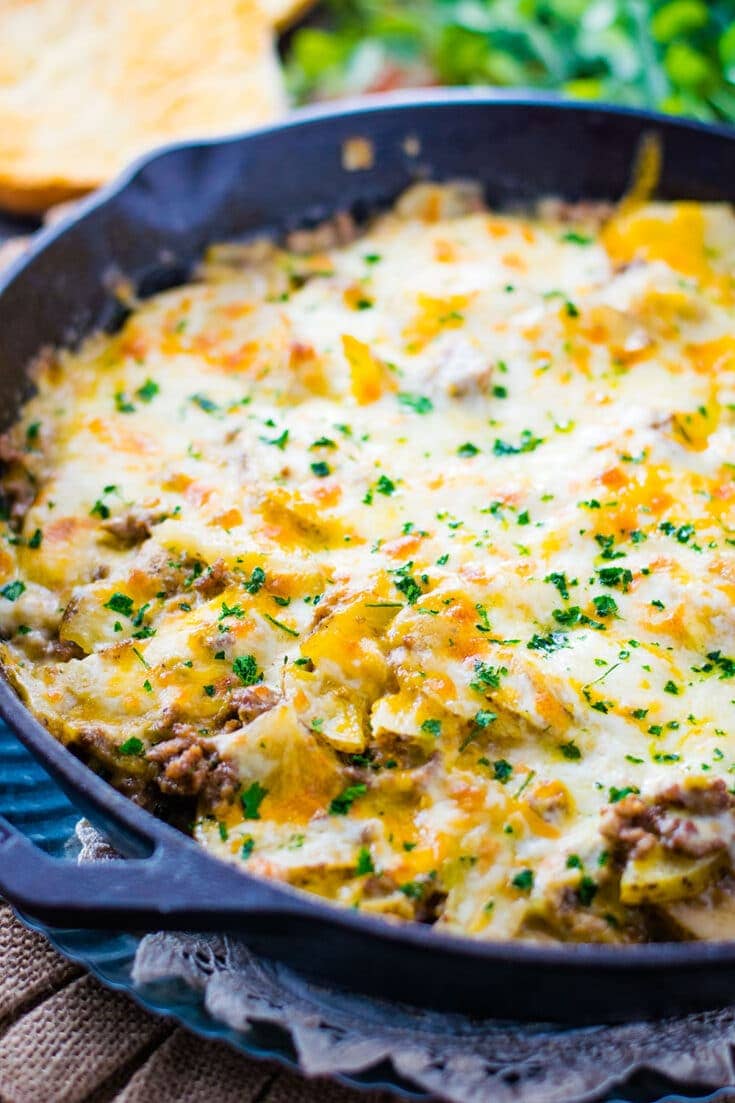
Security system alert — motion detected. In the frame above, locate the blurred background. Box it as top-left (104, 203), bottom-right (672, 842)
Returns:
top-left (284, 1), bottom-right (735, 123)
top-left (0, 0), bottom-right (733, 229)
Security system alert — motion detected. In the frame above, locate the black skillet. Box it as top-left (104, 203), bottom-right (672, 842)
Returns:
top-left (0, 92), bottom-right (734, 1025)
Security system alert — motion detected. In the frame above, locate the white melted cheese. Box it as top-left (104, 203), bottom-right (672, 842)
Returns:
top-left (2, 184), bottom-right (735, 942)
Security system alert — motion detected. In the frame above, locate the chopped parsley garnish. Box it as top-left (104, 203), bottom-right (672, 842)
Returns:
top-left (104, 592), bottom-right (134, 617)
top-left (114, 391), bottom-right (136, 413)
top-left (597, 566), bottom-right (633, 591)
top-left (421, 718), bottom-right (441, 736)
top-left (119, 737), bottom-right (144, 756)
top-left (232, 654), bottom-right (262, 685)
top-left (0, 580), bottom-right (25, 602)
top-left (545, 572), bottom-right (571, 601)
top-left (527, 631), bottom-right (568, 653)
top-left (356, 846), bottom-right (375, 875)
top-left (592, 594), bottom-right (619, 618)
top-left (391, 562), bottom-right (424, 605)
top-left (492, 429), bottom-right (544, 456)
top-left (191, 393), bottom-right (219, 414)
top-left (240, 781), bottom-right (268, 819)
top-left (473, 709), bottom-right (497, 728)
top-left (241, 836), bottom-right (255, 859)
top-left (608, 785), bottom-right (639, 804)
top-left (664, 679), bottom-right (680, 695)
top-left (594, 533), bottom-right (626, 560)
top-left (329, 783), bottom-right (367, 815)
top-left (511, 869), bottom-right (534, 892)
top-left (264, 613), bottom-right (299, 637)
top-left (470, 661), bottom-right (507, 692)
top-left (219, 601), bottom-right (245, 620)
top-left (244, 567), bottom-right (266, 594)
top-left (562, 231), bottom-right (594, 245)
top-left (203, 685), bottom-right (216, 697)
top-left (578, 876), bottom-right (598, 906)
top-left (310, 461), bottom-right (331, 477)
top-left (263, 428), bottom-right (289, 450)
top-left (376, 474), bottom-right (396, 496)
top-left (493, 759), bottom-right (513, 783)
top-left (560, 740), bottom-right (581, 760)
top-left (398, 392), bottom-right (433, 415)
top-left (457, 441), bottom-right (480, 457)
top-left (705, 651), bottom-right (735, 679)
top-left (27, 528), bottom-right (42, 549)
top-left (136, 379), bottom-right (159, 402)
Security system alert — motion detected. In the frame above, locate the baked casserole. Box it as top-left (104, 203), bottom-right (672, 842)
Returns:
top-left (2, 183), bottom-right (735, 943)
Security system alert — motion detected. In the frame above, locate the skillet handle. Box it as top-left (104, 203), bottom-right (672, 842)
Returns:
top-left (0, 814), bottom-right (310, 930)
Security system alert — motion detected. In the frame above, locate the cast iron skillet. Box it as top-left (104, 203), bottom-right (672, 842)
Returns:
top-left (0, 92), bottom-right (734, 1025)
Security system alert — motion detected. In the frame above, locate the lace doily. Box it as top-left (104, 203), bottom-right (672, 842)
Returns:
top-left (76, 821), bottom-right (735, 1103)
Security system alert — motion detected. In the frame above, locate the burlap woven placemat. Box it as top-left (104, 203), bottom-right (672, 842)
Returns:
top-left (0, 901), bottom-right (389, 1103)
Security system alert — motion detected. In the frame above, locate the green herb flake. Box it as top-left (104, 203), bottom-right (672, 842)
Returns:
top-left (398, 392), bottom-right (433, 415)
top-left (119, 736), bottom-right (144, 756)
top-left (329, 783), bottom-right (367, 816)
top-left (232, 654), bottom-right (262, 686)
top-left (511, 869), bottom-right (534, 892)
top-left (356, 846), bottom-right (375, 875)
top-left (241, 781), bottom-right (268, 819)
top-left (0, 580), bottom-right (25, 602)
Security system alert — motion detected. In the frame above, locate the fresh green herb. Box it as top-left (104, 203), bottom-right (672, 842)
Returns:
top-left (560, 740), bottom-right (581, 760)
top-left (376, 474), bottom-right (396, 495)
top-left (219, 601), bottom-right (245, 620)
top-left (232, 654), bottom-right (261, 685)
top-left (329, 783), bottom-right (367, 815)
top-left (545, 572), bottom-right (571, 601)
top-left (527, 631), bottom-right (568, 653)
top-left (609, 785), bottom-right (639, 804)
top-left (457, 441), bottom-right (480, 457)
top-left (421, 718), bottom-right (442, 736)
top-left (264, 613), bottom-right (299, 637)
top-left (119, 737), bottom-right (144, 756)
top-left (493, 759), bottom-right (513, 783)
top-left (104, 592), bottom-right (134, 617)
top-left (310, 461), bottom-right (331, 477)
top-left (592, 594), bottom-right (619, 617)
top-left (0, 580), bottom-right (24, 602)
top-left (493, 429), bottom-right (544, 456)
top-left (470, 661), bottom-right (507, 692)
top-left (578, 876), bottom-right (598, 906)
top-left (511, 869), bottom-right (534, 892)
top-left (244, 566), bottom-right (266, 595)
top-left (115, 391), bottom-right (136, 413)
top-left (398, 392), bottom-right (433, 415)
top-left (241, 781), bottom-right (268, 819)
top-left (27, 528), bottom-right (42, 549)
top-left (136, 378), bottom-right (159, 402)
top-left (356, 846), bottom-right (375, 875)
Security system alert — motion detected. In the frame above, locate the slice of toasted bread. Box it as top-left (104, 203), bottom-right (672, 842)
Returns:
top-left (0, 0), bottom-right (288, 214)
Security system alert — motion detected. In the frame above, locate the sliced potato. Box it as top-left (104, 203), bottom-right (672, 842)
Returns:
top-left (620, 844), bottom-right (725, 906)
top-left (663, 882), bottom-right (735, 940)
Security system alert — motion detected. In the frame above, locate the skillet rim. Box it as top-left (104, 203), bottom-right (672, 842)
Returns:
top-left (2, 89), bottom-right (735, 973)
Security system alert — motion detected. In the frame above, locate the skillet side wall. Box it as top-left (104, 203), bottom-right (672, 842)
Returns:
top-left (0, 97), bottom-right (734, 1023)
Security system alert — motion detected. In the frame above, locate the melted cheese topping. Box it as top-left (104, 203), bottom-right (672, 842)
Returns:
top-left (3, 183), bottom-right (735, 943)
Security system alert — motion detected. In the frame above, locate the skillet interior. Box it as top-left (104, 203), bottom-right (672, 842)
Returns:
top-left (1, 93), bottom-right (735, 1023)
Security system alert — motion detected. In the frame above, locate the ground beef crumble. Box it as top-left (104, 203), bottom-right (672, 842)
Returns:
top-left (601, 778), bottom-right (735, 860)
